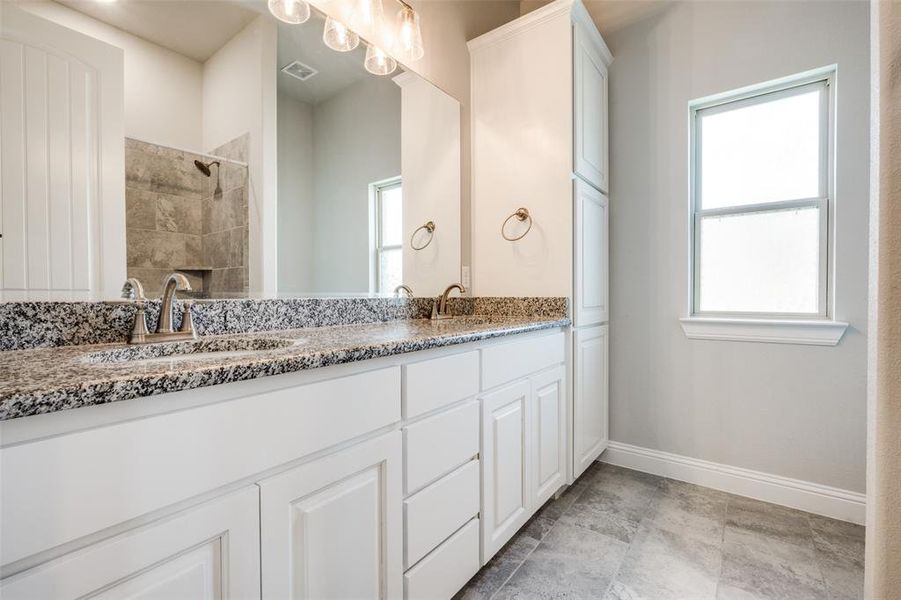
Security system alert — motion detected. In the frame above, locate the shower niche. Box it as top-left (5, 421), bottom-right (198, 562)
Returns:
top-left (124, 135), bottom-right (250, 297)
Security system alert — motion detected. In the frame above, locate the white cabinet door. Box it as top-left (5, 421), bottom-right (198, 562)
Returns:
top-left (573, 180), bottom-right (609, 327)
top-left (481, 380), bottom-right (532, 561)
top-left (573, 19), bottom-right (609, 193)
top-left (531, 365), bottom-right (567, 508)
top-left (1, 487), bottom-right (260, 600)
top-left (259, 431), bottom-right (402, 600)
top-left (573, 325), bottom-right (609, 479)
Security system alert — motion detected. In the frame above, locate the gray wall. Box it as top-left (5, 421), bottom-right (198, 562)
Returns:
top-left (277, 92), bottom-right (315, 293)
top-left (606, 1), bottom-right (869, 493)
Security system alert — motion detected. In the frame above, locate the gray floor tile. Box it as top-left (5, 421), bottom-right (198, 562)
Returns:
top-left (725, 496), bottom-right (813, 548)
top-left (454, 535), bottom-right (540, 600)
top-left (718, 525), bottom-right (828, 600)
top-left (647, 479), bottom-right (729, 547)
top-left (605, 521), bottom-right (721, 600)
top-left (494, 524), bottom-right (628, 600)
top-left (807, 515), bottom-right (865, 600)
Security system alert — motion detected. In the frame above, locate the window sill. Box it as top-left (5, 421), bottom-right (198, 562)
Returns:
top-left (679, 317), bottom-right (849, 346)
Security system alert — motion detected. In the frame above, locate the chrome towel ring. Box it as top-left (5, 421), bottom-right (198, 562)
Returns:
top-left (410, 221), bottom-right (436, 250)
top-left (502, 208), bottom-right (532, 241)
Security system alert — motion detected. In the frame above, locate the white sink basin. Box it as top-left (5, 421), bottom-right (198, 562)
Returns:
top-left (85, 337), bottom-right (303, 365)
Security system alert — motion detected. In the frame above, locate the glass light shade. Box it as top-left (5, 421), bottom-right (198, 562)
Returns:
top-left (267, 0), bottom-right (310, 24)
top-left (323, 16), bottom-right (360, 52)
top-left (353, 0), bottom-right (384, 35)
top-left (395, 5), bottom-right (423, 61)
top-left (364, 44), bottom-right (397, 76)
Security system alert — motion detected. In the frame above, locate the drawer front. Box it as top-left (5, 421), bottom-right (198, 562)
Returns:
top-left (404, 518), bottom-right (480, 600)
top-left (404, 350), bottom-right (479, 419)
top-left (404, 459), bottom-right (479, 569)
top-left (404, 401), bottom-right (479, 494)
top-left (481, 332), bottom-right (565, 390)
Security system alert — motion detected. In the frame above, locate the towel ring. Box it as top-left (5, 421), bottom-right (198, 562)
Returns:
top-left (501, 208), bottom-right (532, 241)
top-left (410, 221), bottom-right (436, 250)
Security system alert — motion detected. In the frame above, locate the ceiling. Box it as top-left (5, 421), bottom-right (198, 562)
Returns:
top-left (55, 0), bottom-right (261, 62)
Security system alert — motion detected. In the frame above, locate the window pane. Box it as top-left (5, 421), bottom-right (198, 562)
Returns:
top-left (378, 248), bottom-right (402, 293)
top-left (700, 87), bottom-right (822, 209)
top-left (380, 184), bottom-right (402, 246)
top-left (699, 206), bottom-right (821, 314)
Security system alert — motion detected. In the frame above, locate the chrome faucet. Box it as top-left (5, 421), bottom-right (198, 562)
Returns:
top-left (122, 273), bottom-right (198, 344)
top-left (431, 283), bottom-right (466, 320)
top-left (393, 284), bottom-right (413, 298)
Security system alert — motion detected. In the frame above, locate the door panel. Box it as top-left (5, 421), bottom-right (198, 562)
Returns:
top-left (574, 180), bottom-right (609, 326)
top-left (573, 22), bottom-right (608, 193)
top-left (531, 366), bottom-right (566, 506)
top-left (481, 380), bottom-right (531, 561)
top-left (259, 432), bottom-right (402, 600)
top-left (1, 488), bottom-right (260, 600)
top-left (573, 325), bottom-right (609, 478)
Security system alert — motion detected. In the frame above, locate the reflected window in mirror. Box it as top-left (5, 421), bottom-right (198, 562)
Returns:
top-left (372, 178), bottom-right (403, 294)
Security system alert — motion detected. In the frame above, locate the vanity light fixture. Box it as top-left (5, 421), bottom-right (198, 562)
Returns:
top-left (364, 43), bottom-right (397, 75)
top-left (353, 0), bottom-right (385, 37)
top-left (323, 16), bottom-right (360, 52)
top-left (268, 0), bottom-right (311, 24)
top-left (394, 0), bottom-right (423, 62)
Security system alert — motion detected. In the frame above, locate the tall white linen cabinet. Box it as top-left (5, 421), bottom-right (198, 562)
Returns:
top-left (469, 0), bottom-right (612, 487)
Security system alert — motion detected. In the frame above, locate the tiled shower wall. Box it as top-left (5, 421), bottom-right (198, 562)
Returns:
top-left (124, 137), bottom-right (249, 296)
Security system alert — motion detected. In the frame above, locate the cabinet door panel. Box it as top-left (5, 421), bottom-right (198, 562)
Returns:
top-left (573, 325), bottom-right (609, 479)
top-left (259, 432), bottom-right (402, 600)
top-left (531, 366), bottom-right (567, 507)
top-left (574, 180), bottom-right (609, 326)
top-left (481, 380), bottom-right (531, 561)
top-left (1, 488), bottom-right (260, 600)
top-left (573, 22), bottom-right (609, 192)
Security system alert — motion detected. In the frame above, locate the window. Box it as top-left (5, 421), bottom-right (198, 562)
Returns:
top-left (371, 177), bottom-right (403, 294)
top-left (690, 71), bottom-right (834, 319)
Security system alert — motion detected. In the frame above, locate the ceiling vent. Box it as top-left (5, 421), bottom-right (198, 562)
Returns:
top-left (281, 60), bottom-right (318, 81)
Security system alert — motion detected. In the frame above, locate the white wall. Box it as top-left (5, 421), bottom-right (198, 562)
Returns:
top-left (277, 92), bottom-right (314, 293)
top-left (311, 77), bottom-right (401, 293)
top-left (13, 0), bottom-right (203, 151)
top-left (203, 15), bottom-right (278, 294)
top-left (606, 1), bottom-right (869, 493)
top-left (396, 72), bottom-right (461, 297)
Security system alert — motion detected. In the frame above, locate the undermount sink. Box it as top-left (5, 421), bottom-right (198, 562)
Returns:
top-left (85, 337), bottom-right (302, 365)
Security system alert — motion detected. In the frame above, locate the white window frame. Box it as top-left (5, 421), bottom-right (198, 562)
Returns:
top-left (681, 67), bottom-right (848, 346)
top-left (369, 176), bottom-right (402, 294)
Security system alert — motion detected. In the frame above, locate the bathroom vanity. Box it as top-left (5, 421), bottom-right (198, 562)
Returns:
top-left (0, 306), bottom-right (569, 599)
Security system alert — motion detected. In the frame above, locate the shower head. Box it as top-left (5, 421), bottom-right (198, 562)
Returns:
top-left (193, 159), bottom-right (220, 177)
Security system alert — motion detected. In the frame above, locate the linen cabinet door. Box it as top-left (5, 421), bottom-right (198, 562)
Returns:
top-left (573, 325), bottom-right (609, 479)
top-left (573, 180), bottom-right (609, 327)
top-left (481, 380), bottom-right (532, 562)
top-left (573, 20), bottom-right (609, 193)
top-left (531, 366), bottom-right (567, 508)
top-left (259, 432), bottom-right (402, 600)
top-left (1, 487), bottom-right (260, 600)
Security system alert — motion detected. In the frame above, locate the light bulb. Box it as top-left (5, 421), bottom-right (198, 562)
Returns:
top-left (354, 0), bottom-right (384, 34)
top-left (394, 4), bottom-right (423, 62)
top-left (323, 16), bottom-right (360, 52)
top-left (364, 44), bottom-right (397, 76)
top-left (268, 0), bottom-right (310, 24)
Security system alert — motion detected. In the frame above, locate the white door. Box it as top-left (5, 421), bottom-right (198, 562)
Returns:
top-left (573, 324), bottom-right (609, 479)
top-left (259, 431), bottom-right (402, 600)
top-left (572, 19), bottom-right (609, 193)
top-left (0, 4), bottom-right (125, 300)
top-left (531, 365), bottom-right (567, 508)
top-left (481, 380), bottom-right (531, 562)
top-left (1, 487), bottom-right (260, 600)
top-left (573, 180), bottom-right (609, 326)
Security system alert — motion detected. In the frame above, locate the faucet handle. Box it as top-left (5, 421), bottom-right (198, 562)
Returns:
top-left (179, 299), bottom-right (198, 339)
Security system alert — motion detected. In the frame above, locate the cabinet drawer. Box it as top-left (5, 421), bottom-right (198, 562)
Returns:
top-left (481, 332), bottom-right (565, 390)
top-left (404, 518), bottom-right (480, 600)
top-left (404, 459), bottom-right (479, 569)
top-left (404, 351), bottom-right (479, 419)
top-left (404, 401), bottom-right (479, 494)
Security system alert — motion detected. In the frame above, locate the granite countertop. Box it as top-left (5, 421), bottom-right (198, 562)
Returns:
top-left (0, 315), bottom-right (568, 421)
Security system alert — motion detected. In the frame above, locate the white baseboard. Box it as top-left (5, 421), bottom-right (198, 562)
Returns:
top-left (600, 441), bottom-right (866, 525)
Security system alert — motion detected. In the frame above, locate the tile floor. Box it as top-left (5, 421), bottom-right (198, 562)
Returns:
top-left (455, 463), bottom-right (865, 600)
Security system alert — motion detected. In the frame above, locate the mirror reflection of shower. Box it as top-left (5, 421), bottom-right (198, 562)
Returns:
top-left (194, 159), bottom-right (222, 198)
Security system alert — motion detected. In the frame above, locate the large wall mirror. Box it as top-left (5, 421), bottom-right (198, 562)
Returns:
top-left (0, 0), bottom-right (461, 301)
